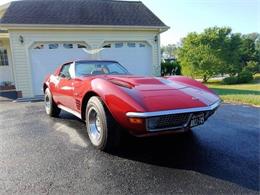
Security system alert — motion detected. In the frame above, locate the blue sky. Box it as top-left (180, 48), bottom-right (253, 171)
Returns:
top-left (140, 0), bottom-right (259, 45)
top-left (0, 0), bottom-right (259, 45)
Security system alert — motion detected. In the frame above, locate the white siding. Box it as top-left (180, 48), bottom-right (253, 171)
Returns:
top-left (8, 29), bottom-right (161, 97)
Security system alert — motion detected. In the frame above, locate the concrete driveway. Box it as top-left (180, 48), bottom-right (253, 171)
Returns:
top-left (0, 101), bottom-right (259, 194)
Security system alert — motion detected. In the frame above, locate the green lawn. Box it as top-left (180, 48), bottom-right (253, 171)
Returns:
top-left (206, 74), bottom-right (260, 106)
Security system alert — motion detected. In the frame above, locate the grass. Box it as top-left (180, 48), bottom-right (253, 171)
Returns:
top-left (206, 74), bottom-right (260, 106)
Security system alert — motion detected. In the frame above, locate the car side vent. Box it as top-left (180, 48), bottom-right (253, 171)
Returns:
top-left (110, 79), bottom-right (134, 89)
top-left (75, 99), bottom-right (81, 110)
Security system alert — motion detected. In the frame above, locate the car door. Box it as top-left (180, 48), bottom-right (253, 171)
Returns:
top-left (56, 63), bottom-right (75, 109)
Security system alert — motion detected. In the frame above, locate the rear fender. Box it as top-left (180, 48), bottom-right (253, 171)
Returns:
top-left (166, 76), bottom-right (215, 94)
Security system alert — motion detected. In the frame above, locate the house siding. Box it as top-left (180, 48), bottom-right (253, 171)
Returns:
top-left (8, 29), bottom-right (161, 97)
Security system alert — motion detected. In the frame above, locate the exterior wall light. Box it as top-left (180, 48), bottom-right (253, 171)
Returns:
top-left (19, 35), bottom-right (24, 44)
top-left (154, 35), bottom-right (158, 42)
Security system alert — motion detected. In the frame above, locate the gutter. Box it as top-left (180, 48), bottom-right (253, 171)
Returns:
top-left (0, 23), bottom-right (170, 33)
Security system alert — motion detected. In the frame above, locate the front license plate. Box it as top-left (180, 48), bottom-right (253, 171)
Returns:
top-left (190, 113), bottom-right (205, 127)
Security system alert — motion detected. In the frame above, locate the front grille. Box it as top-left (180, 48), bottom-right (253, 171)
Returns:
top-left (147, 113), bottom-right (191, 131)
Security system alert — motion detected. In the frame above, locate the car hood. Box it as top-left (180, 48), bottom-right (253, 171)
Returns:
top-left (106, 75), bottom-right (220, 112)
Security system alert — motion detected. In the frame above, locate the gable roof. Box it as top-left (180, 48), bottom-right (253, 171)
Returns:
top-left (0, 0), bottom-right (167, 28)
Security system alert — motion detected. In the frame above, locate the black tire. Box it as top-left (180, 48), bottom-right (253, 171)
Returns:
top-left (86, 96), bottom-right (121, 151)
top-left (44, 88), bottom-right (61, 117)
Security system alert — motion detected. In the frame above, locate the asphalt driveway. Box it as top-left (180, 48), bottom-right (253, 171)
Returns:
top-left (0, 101), bottom-right (259, 194)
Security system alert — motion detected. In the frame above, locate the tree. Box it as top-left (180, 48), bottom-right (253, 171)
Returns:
top-left (177, 27), bottom-right (259, 83)
top-left (161, 44), bottom-right (177, 58)
top-left (245, 61), bottom-right (260, 75)
top-left (161, 61), bottom-right (182, 76)
top-left (178, 27), bottom-right (240, 82)
top-left (239, 33), bottom-right (260, 75)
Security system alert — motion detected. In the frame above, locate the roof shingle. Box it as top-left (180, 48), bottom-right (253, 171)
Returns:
top-left (1, 0), bottom-right (167, 27)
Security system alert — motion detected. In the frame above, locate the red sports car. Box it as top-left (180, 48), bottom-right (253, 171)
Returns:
top-left (43, 60), bottom-right (221, 151)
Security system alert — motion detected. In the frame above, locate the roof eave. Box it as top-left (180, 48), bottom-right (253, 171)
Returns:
top-left (0, 23), bottom-right (170, 32)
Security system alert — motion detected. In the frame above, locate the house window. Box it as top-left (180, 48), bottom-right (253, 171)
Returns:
top-left (0, 49), bottom-right (9, 66)
top-left (48, 43), bottom-right (59, 49)
top-left (115, 42), bottom-right (123, 48)
top-left (33, 44), bottom-right (44, 49)
top-left (77, 44), bottom-right (87, 48)
top-left (63, 43), bottom-right (73, 49)
top-left (103, 44), bottom-right (111, 48)
top-left (127, 42), bottom-right (136, 48)
top-left (139, 43), bottom-right (146, 48)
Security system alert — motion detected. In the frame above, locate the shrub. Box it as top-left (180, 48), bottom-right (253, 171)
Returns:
top-left (244, 61), bottom-right (260, 75)
top-left (222, 70), bottom-right (253, 84)
top-left (161, 61), bottom-right (181, 76)
top-left (237, 69), bottom-right (253, 83)
top-left (222, 76), bottom-right (238, 84)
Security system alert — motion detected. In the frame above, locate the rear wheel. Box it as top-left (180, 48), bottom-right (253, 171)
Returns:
top-left (44, 88), bottom-right (61, 117)
top-left (86, 96), bottom-right (121, 151)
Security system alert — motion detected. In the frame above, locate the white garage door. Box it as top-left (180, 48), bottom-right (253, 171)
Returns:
top-left (100, 42), bottom-right (152, 76)
top-left (30, 41), bottom-right (152, 96)
top-left (30, 42), bottom-right (91, 95)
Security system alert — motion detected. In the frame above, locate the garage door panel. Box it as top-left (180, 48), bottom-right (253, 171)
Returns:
top-left (30, 43), bottom-right (90, 95)
top-left (100, 42), bottom-right (152, 76)
top-left (30, 42), bottom-right (152, 96)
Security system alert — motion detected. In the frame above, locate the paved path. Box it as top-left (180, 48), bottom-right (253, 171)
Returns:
top-left (0, 102), bottom-right (259, 194)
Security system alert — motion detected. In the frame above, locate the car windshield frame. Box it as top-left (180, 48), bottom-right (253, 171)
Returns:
top-left (75, 61), bottom-right (130, 77)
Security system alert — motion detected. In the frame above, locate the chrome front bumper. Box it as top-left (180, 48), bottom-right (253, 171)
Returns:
top-left (126, 100), bottom-right (221, 132)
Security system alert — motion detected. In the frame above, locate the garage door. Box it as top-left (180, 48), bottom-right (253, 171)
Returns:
top-left (100, 42), bottom-right (152, 76)
top-left (30, 42), bottom-right (91, 96)
top-left (30, 41), bottom-right (152, 96)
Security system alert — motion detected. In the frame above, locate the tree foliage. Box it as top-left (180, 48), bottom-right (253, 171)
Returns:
top-left (177, 27), bottom-right (259, 83)
top-left (161, 44), bottom-right (178, 58)
top-left (161, 61), bottom-right (181, 76)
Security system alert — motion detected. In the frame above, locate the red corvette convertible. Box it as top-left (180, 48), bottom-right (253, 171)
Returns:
top-left (43, 60), bottom-right (221, 151)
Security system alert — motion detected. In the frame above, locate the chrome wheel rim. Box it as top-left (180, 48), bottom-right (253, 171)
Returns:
top-left (88, 108), bottom-right (102, 144)
top-left (45, 95), bottom-right (50, 109)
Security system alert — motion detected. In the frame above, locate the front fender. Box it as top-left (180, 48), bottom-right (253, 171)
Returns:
top-left (80, 78), bottom-right (146, 132)
top-left (166, 76), bottom-right (215, 94)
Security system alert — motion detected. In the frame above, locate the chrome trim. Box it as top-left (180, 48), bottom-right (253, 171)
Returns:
top-left (126, 100), bottom-right (221, 118)
top-left (57, 104), bottom-right (82, 119)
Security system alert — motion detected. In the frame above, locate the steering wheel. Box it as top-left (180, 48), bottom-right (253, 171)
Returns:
top-left (110, 71), bottom-right (120, 75)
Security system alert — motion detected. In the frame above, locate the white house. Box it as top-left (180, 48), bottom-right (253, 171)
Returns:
top-left (0, 0), bottom-right (168, 98)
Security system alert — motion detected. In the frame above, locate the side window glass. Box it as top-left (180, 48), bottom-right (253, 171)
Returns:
top-left (127, 42), bottom-right (136, 48)
top-left (49, 43), bottom-right (59, 49)
top-left (59, 64), bottom-right (71, 78)
top-left (33, 44), bottom-right (44, 49)
top-left (0, 49), bottom-right (9, 66)
top-left (139, 43), bottom-right (146, 48)
top-left (77, 44), bottom-right (87, 48)
top-left (103, 44), bottom-right (111, 48)
top-left (63, 43), bottom-right (73, 49)
top-left (115, 42), bottom-right (123, 48)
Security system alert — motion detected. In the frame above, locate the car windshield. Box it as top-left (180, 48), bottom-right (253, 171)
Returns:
top-left (75, 61), bottom-right (130, 77)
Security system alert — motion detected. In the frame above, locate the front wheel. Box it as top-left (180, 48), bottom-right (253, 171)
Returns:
top-left (86, 96), bottom-right (121, 151)
top-left (44, 88), bottom-right (61, 117)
